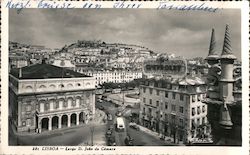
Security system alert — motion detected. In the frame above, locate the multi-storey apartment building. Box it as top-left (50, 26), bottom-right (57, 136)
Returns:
top-left (76, 69), bottom-right (143, 86)
top-left (9, 61), bottom-right (96, 133)
top-left (139, 77), bottom-right (210, 144)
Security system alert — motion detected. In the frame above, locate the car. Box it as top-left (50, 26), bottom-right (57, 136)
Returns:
top-left (116, 111), bottom-right (122, 117)
top-left (126, 105), bottom-right (133, 109)
top-left (107, 114), bottom-right (113, 121)
top-left (107, 136), bottom-right (116, 146)
top-left (109, 125), bottom-right (114, 131)
top-left (129, 122), bottom-right (140, 131)
top-left (98, 105), bottom-right (104, 110)
top-left (124, 135), bottom-right (134, 146)
top-left (106, 130), bottom-right (112, 138)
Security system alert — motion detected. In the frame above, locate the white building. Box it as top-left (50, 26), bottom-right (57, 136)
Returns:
top-left (9, 62), bottom-right (96, 133)
top-left (75, 69), bottom-right (142, 86)
top-left (139, 76), bottom-right (210, 144)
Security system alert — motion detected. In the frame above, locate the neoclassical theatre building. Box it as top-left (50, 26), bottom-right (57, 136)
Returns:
top-left (9, 61), bottom-right (96, 133)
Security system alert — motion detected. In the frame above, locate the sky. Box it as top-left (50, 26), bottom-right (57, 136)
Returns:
top-left (9, 9), bottom-right (241, 59)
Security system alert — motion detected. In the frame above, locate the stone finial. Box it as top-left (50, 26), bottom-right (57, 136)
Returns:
top-left (221, 24), bottom-right (236, 59)
top-left (208, 28), bottom-right (217, 56)
top-left (206, 28), bottom-right (219, 61)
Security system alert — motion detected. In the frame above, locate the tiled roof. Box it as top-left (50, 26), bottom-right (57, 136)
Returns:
top-left (10, 63), bottom-right (90, 79)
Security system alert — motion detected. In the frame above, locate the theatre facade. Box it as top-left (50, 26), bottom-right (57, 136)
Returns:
top-left (9, 62), bottom-right (96, 133)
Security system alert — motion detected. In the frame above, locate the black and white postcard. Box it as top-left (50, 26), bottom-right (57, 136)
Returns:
top-left (0, 1), bottom-right (249, 155)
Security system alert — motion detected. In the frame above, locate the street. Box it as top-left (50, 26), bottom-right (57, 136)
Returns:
top-left (98, 99), bottom-right (175, 146)
top-left (9, 93), bottom-right (176, 146)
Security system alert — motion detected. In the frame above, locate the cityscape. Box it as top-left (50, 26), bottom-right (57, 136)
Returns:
top-left (8, 9), bottom-right (241, 146)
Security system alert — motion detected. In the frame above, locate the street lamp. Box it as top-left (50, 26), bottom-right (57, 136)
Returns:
top-left (89, 125), bottom-right (95, 146)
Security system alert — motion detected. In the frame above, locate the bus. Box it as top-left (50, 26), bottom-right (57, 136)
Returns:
top-left (112, 88), bottom-right (121, 94)
top-left (116, 117), bottom-right (125, 132)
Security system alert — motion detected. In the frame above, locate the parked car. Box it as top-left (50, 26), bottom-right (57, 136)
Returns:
top-left (116, 111), bottom-right (122, 117)
top-left (107, 136), bottom-right (116, 146)
top-left (98, 105), bottom-right (104, 110)
top-left (106, 130), bottom-right (112, 138)
top-left (108, 125), bottom-right (114, 131)
top-left (129, 122), bottom-right (140, 131)
top-left (107, 114), bottom-right (113, 121)
top-left (124, 135), bottom-right (134, 146)
top-left (126, 105), bottom-right (133, 109)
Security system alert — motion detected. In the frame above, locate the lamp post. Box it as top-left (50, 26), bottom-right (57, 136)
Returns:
top-left (89, 125), bottom-right (95, 146)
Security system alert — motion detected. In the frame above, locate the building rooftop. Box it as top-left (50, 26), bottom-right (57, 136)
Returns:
top-left (10, 63), bottom-right (90, 79)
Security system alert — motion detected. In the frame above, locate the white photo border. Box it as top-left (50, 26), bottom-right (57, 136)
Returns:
top-left (0, 1), bottom-right (249, 155)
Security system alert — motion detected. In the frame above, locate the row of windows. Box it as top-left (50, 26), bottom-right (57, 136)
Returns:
top-left (142, 108), bottom-right (185, 126)
top-left (25, 82), bottom-right (88, 91)
top-left (143, 98), bottom-right (184, 113)
top-left (191, 117), bottom-right (206, 128)
top-left (85, 72), bottom-right (141, 76)
top-left (39, 101), bottom-right (80, 112)
top-left (96, 76), bottom-right (138, 80)
top-left (192, 105), bottom-right (206, 116)
top-left (142, 104), bottom-right (184, 114)
top-left (142, 88), bottom-right (205, 102)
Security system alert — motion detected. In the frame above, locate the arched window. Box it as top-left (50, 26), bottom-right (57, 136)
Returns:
top-left (49, 84), bottom-right (56, 89)
top-left (39, 85), bottom-right (46, 91)
top-left (25, 86), bottom-right (33, 92)
top-left (67, 83), bottom-right (73, 88)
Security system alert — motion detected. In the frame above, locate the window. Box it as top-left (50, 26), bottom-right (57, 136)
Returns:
top-left (54, 102), bottom-right (59, 109)
top-left (165, 91), bottom-right (168, 98)
top-left (198, 94), bottom-right (201, 101)
top-left (149, 88), bottom-right (153, 94)
top-left (45, 103), bottom-right (49, 111)
top-left (197, 118), bottom-right (200, 125)
top-left (148, 108), bottom-right (152, 115)
top-left (192, 107), bottom-right (196, 116)
top-left (143, 107), bottom-right (146, 113)
top-left (171, 105), bottom-right (176, 111)
top-left (64, 102), bottom-right (68, 108)
top-left (192, 95), bottom-right (196, 102)
top-left (172, 93), bottom-right (176, 99)
top-left (72, 101), bottom-right (76, 107)
top-left (180, 94), bottom-right (184, 101)
top-left (26, 105), bottom-right (31, 112)
top-left (156, 90), bottom-right (160, 96)
top-left (26, 119), bottom-right (31, 126)
top-left (202, 105), bottom-right (206, 113)
top-left (156, 101), bottom-right (159, 106)
top-left (143, 87), bottom-right (146, 93)
top-left (179, 106), bottom-right (184, 113)
top-left (165, 114), bottom-right (168, 121)
top-left (149, 99), bottom-right (152, 105)
top-left (143, 98), bottom-right (146, 103)
top-left (202, 117), bottom-right (206, 124)
top-left (197, 106), bottom-right (201, 115)
top-left (165, 102), bottom-right (168, 109)
top-left (171, 115), bottom-right (176, 124)
top-left (191, 119), bottom-right (195, 129)
top-left (179, 118), bottom-right (184, 127)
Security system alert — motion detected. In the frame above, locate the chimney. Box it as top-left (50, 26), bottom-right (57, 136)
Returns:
top-left (19, 68), bottom-right (22, 78)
